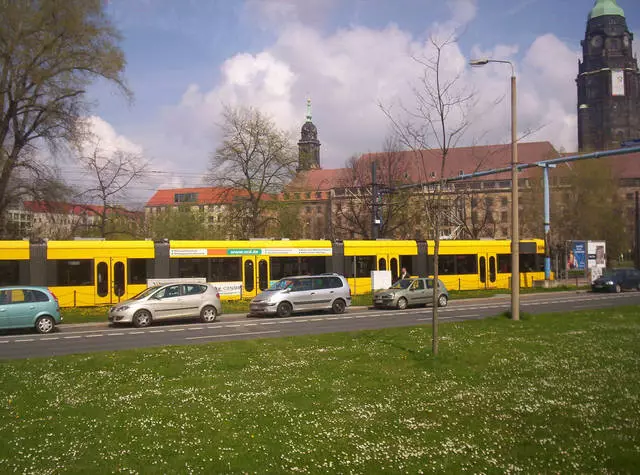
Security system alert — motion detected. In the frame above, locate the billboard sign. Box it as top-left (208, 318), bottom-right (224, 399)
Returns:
top-left (567, 240), bottom-right (587, 271)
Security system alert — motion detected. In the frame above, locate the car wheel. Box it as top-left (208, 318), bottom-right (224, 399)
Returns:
top-left (276, 302), bottom-right (292, 318)
top-left (331, 299), bottom-right (346, 314)
top-left (200, 305), bottom-right (218, 323)
top-left (397, 297), bottom-right (408, 310)
top-left (35, 315), bottom-right (55, 334)
top-left (615, 284), bottom-right (622, 293)
top-left (438, 294), bottom-right (448, 308)
top-left (133, 310), bottom-right (152, 328)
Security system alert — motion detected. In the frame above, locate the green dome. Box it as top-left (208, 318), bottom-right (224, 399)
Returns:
top-left (588, 0), bottom-right (625, 20)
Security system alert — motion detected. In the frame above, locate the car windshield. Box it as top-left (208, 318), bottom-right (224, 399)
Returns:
top-left (602, 270), bottom-right (624, 278)
top-left (131, 286), bottom-right (161, 300)
top-left (391, 279), bottom-right (412, 289)
top-left (269, 279), bottom-right (294, 291)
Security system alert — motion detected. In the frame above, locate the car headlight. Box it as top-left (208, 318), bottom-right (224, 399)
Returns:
top-left (115, 305), bottom-right (129, 311)
top-left (606, 281), bottom-right (614, 285)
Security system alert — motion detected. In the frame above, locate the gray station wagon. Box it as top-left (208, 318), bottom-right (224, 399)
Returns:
top-left (249, 273), bottom-right (351, 318)
top-left (373, 277), bottom-right (449, 309)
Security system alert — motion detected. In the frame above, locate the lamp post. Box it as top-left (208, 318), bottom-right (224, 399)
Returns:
top-left (469, 58), bottom-right (519, 320)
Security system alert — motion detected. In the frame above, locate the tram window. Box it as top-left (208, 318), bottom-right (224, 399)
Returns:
top-left (0, 261), bottom-right (20, 285)
top-left (455, 255), bottom-right (478, 274)
top-left (489, 257), bottom-right (496, 282)
top-left (345, 256), bottom-right (376, 277)
top-left (299, 257), bottom-right (326, 275)
top-left (271, 257), bottom-right (326, 280)
top-left (54, 260), bottom-right (93, 286)
top-left (399, 256), bottom-right (413, 275)
top-left (520, 254), bottom-right (543, 272)
top-left (438, 255), bottom-right (456, 275)
top-left (128, 259), bottom-right (149, 284)
top-left (378, 258), bottom-right (386, 271)
top-left (497, 254), bottom-right (511, 273)
top-left (97, 262), bottom-right (108, 297)
top-left (178, 258), bottom-right (208, 278)
top-left (271, 257), bottom-right (299, 280)
top-left (210, 258), bottom-right (241, 281)
top-left (479, 257), bottom-right (486, 284)
top-left (390, 257), bottom-right (398, 281)
top-left (244, 260), bottom-right (254, 292)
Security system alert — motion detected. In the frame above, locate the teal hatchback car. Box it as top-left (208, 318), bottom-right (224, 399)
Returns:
top-left (0, 286), bottom-right (62, 334)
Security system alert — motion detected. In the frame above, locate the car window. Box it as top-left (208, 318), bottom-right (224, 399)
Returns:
top-left (391, 279), bottom-right (412, 289)
top-left (155, 285), bottom-right (181, 299)
top-left (291, 279), bottom-right (312, 292)
top-left (414, 280), bottom-right (425, 290)
top-left (183, 284), bottom-right (205, 295)
top-left (329, 277), bottom-right (344, 288)
top-left (32, 290), bottom-right (50, 302)
top-left (312, 277), bottom-right (325, 290)
top-left (0, 290), bottom-right (10, 305)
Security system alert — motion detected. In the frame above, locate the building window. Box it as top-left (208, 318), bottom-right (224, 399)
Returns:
top-left (174, 192), bottom-right (198, 203)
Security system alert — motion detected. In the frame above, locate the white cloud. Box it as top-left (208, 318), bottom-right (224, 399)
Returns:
top-left (160, 8), bottom-right (581, 176)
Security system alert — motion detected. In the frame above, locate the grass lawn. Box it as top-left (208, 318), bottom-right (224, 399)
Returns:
top-left (1, 306), bottom-right (639, 473)
top-left (60, 285), bottom-right (588, 324)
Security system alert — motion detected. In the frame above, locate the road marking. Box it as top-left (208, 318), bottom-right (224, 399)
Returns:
top-left (224, 324), bottom-right (241, 328)
top-left (168, 328), bottom-right (185, 332)
top-left (41, 337), bottom-right (59, 341)
top-left (188, 327), bottom-right (203, 331)
top-left (355, 314), bottom-right (373, 318)
top-left (260, 322), bottom-right (277, 325)
top-left (63, 336), bottom-right (81, 339)
top-left (129, 331), bottom-right (144, 335)
top-left (85, 334), bottom-right (102, 338)
top-left (307, 318), bottom-right (324, 321)
top-left (244, 323), bottom-right (257, 326)
top-left (15, 339), bottom-right (35, 342)
top-left (149, 330), bottom-right (165, 333)
top-left (108, 332), bottom-right (124, 336)
top-left (186, 330), bottom-right (280, 340)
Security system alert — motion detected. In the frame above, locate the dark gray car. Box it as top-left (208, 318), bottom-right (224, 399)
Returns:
top-left (373, 278), bottom-right (449, 309)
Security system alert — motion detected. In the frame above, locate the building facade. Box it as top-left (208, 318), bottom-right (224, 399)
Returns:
top-left (577, 0), bottom-right (640, 151)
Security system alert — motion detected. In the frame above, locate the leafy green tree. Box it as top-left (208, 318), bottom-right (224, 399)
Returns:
top-left (0, 0), bottom-right (129, 234)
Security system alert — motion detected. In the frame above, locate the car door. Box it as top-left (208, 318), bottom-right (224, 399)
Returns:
top-left (288, 278), bottom-right (314, 312)
top-left (181, 284), bottom-right (205, 318)
top-left (0, 290), bottom-right (13, 329)
top-left (424, 279), bottom-right (437, 306)
top-left (409, 279), bottom-right (428, 305)
top-left (148, 285), bottom-right (185, 320)
top-left (11, 289), bottom-right (39, 329)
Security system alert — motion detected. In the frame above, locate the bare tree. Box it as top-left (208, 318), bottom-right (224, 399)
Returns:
top-left (381, 34), bottom-right (475, 356)
top-left (0, 0), bottom-right (129, 234)
top-left (207, 106), bottom-right (298, 238)
top-left (76, 144), bottom-right (147, 238)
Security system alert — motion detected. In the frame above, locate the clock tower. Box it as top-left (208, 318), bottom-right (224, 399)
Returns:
top-left (297, 99), bottom-right (321, 171)
top-left (577, 0), bottom-right (640, 151)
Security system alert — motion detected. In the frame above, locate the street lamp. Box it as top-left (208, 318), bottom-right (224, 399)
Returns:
top-left (469, 58), bottom-right (519, 321)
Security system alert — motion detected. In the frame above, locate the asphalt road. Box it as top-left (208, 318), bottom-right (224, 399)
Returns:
top-left (1, 290), bottom-right (639, 360)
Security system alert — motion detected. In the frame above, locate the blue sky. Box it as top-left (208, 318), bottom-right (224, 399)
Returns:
top-left (78, 0), bottom-right (640, 205)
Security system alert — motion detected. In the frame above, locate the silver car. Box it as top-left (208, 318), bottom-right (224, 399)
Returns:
top-left (248, 273), bottom-right (351, 318)
top-left (109, 283), bottom-right (222, 328)
top-left (373, 278), bottom-right (449, 309)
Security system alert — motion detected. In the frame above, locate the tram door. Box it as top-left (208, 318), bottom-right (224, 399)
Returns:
top-left (242, 256), bottom-right (270, 298)
top-left (478, 253), bottom-right (497, 289)
top-left (377, 254), bottom-right (401, 282)
top-left (94, 258), bottom-right (126, 305)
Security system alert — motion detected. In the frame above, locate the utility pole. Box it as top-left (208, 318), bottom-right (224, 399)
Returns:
top-left (371, 161), bottom-right (379, 239)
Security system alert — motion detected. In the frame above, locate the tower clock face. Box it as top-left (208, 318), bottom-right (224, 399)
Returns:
top-left (591, 35), bottom-right (603, 48)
